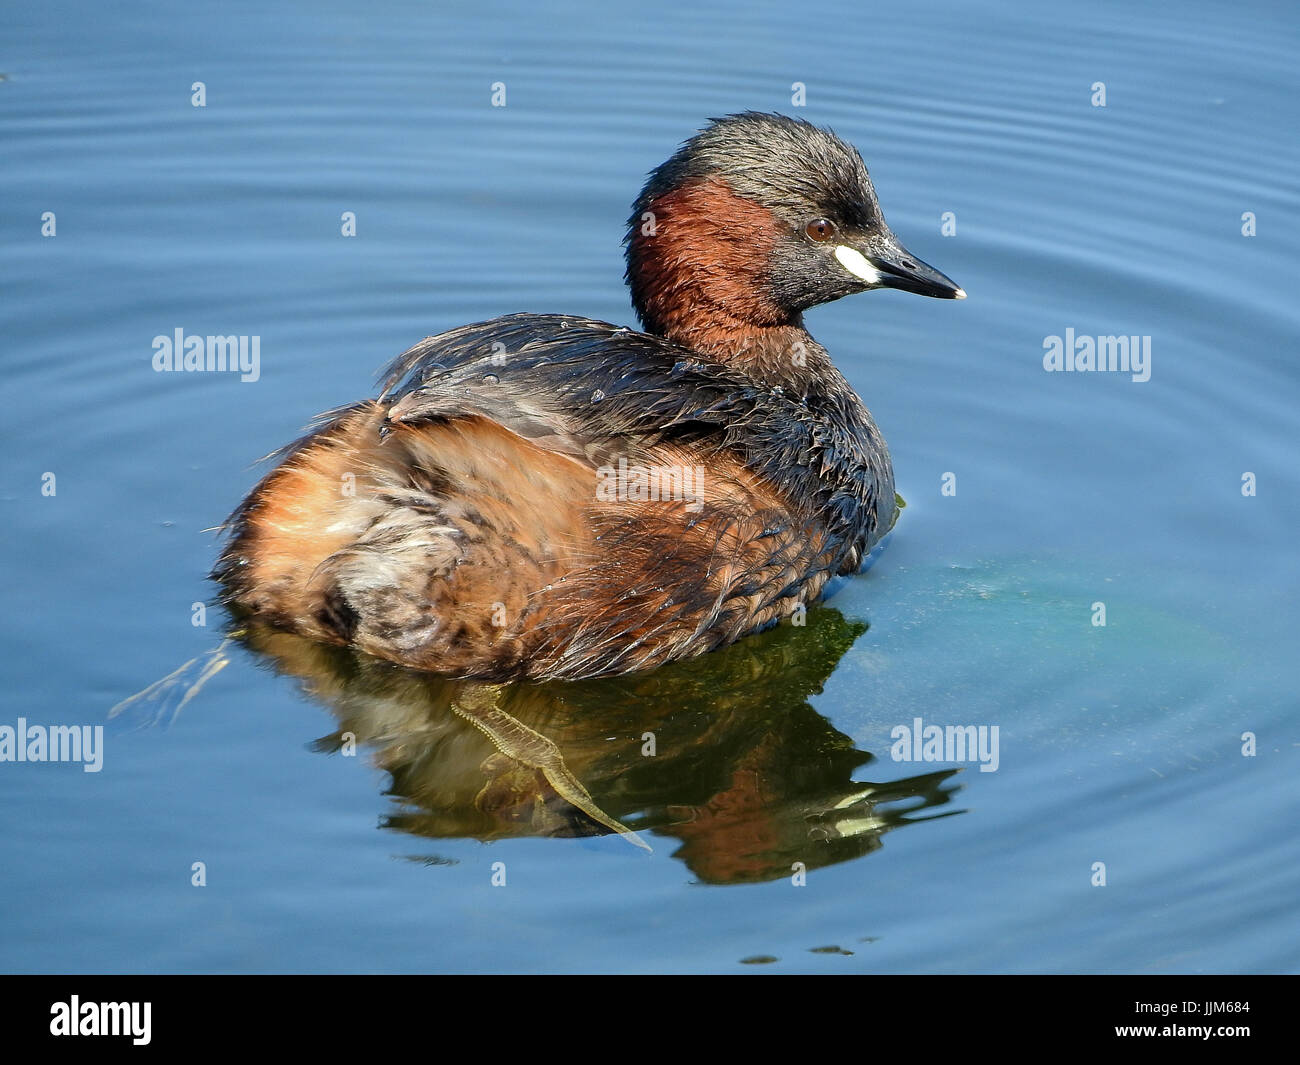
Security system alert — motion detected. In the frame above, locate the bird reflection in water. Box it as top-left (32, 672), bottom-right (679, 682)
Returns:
top-left (229, 607), bottom-right (961, 885)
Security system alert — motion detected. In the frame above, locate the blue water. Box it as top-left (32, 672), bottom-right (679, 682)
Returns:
top-left (2, 0), bottom-right (1297, 973)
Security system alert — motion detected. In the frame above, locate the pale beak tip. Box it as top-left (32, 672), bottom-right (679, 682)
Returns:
top-left (953, 288), bottom-right (967, 300)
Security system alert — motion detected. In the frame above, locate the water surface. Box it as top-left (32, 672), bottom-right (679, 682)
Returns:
top-left (1, 0), bottom-right (1297, 973)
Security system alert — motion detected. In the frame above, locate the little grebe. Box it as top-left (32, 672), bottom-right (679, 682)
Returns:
top-left (213, 112), bottom-right (963, 681)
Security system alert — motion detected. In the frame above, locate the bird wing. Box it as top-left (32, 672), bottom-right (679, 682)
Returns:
top-left (376, 313), bottom-right (759, 468)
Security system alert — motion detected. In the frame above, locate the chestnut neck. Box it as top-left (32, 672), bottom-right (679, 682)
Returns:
top-left (627, 177), bottom-right (834, 389)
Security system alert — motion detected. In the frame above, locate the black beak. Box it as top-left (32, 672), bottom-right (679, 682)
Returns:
top-left (869, 237), bottom-right (965, 300)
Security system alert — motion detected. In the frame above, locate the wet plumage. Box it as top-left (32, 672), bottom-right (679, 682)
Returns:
top-left (213, 113), bottom-right (961, 680)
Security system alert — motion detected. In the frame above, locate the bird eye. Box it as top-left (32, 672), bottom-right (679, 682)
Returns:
top-left (805, 218), bottom-right (837, 242)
